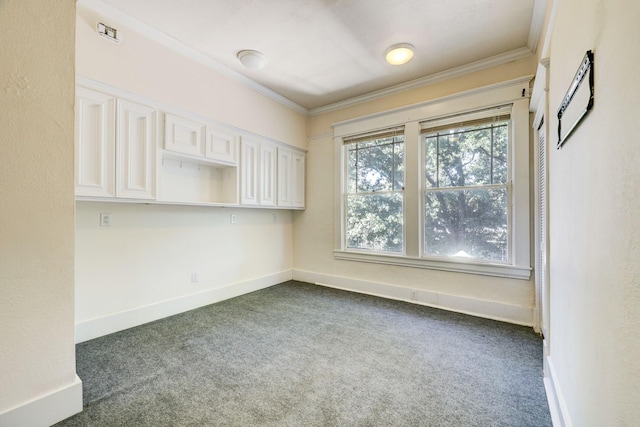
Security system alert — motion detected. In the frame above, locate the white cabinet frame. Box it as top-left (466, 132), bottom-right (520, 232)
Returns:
top-left (116, 99), bottom-right (157, 200)
top-left (75, 87), bottom-right (116, 198)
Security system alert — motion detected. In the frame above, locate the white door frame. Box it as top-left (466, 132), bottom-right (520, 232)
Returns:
top-left (530, 59), bottom-right (551, 354)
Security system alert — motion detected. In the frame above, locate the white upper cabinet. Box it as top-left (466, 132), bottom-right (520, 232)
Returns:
top-left (116, 99), bottom-right (157, 200)
top-left (75, 88), bottom-right (157, 200)
top-left (240, 137), bottom-right (259, 205)
top-left (163, 114), bottom-right (238, 166)
top-left (260, 141), bottom-right (277, 207)
top-left (240, 137), bottom-right (276, 207)
top-left (75, 87), bottom-right (116, 198)
top-left (75, 82), bottom-right (304, 209)
top-left (291, 150), bottom-right (306, 208)
top-left (277, 146), bottom-right (305, 208)
top-left (277, 148), bottom-right (292, 207)
top-left (205, 125), bottom-right (237, 165)
top-left (164, 114), bottom-right (203, 157)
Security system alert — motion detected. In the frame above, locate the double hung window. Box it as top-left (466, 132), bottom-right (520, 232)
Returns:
top-left (344, 127), bottom-right (404, 253)
top-left (334, 80), bottom-right (531, 279)
top-left (422, 113), bottom-right (510, 262)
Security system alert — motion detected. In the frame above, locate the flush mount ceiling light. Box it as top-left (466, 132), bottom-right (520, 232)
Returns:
top-left (385, 43), bottom-right (414, 65)
top-left (237, 50), bottom-right (268, 70)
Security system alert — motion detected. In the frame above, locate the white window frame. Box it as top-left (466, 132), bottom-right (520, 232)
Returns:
top-left (342, 129), bottom-right (406, 255)
top-left (333, 77), bottom-right (532, 280)
top-left (420, 106), bottom-right (512, 263)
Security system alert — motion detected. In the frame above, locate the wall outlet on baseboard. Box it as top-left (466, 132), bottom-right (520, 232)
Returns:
top-left (410, 289), bottom-right (418, 301)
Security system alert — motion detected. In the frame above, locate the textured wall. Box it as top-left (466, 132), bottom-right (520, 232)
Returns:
top-left (0, 0), bottom-right (77, 414)
top-left (546, 0), bottom-right (640, 424)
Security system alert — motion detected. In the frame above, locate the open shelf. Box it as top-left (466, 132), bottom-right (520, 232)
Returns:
top-left (157, 154), bottom-right (238, 205)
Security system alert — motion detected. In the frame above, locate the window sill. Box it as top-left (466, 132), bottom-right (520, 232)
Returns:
top-left (333, 250), bottom-right (531, 280)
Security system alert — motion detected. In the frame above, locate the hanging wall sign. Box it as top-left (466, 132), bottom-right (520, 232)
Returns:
top-left (557, 50), bottom-right (594, 148)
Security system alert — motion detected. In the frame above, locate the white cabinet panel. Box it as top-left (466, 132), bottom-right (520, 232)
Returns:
top-left (205, 126), bottom-right (237, 165)
top-left (75, 87), bottom-right (116, 198)
top-left (292, 151), bottom-right (305, 208)
top-left (240, 137), bottom-right (277, 206)
top-left (260, 142), bottom-right (276, 207)
top-left (240, 138), bottom-right (259, 205)
top-left (116, 99), bottom-right (157, 200)
top-left (277, 148), bottom-right (292, 207)
top-left (164, 114), bottom-right (203, 157)
top-left (277, 147), bottom-right (305, 208)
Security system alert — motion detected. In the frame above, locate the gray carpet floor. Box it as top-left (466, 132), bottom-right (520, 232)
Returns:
top-left (56, 281), bottom-right (552, 426)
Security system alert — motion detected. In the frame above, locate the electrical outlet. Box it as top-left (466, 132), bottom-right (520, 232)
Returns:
top-left (230, 214), bottom-right (237, 224)
top-left (100, 213), bottom-right (111, 227)
top-left (410, 289), bottom-right (418, 301)
top-left (191, 272), bottom-right (199, 283)
top-left (272, 214), bottom-right (278, 222)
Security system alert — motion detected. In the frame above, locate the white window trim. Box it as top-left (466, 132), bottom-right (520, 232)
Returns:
top-left (333, 76), bottom-right (532, 280)
top-left (342, 128), bottom-right (407, 254)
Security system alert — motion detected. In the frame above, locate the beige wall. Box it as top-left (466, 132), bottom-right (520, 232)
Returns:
top-left (545, 0), bottom-right (640, 424)
top-left (74, 5), bottom-right (306, 340)
top-left (295, 56), bottom-right (538, 323)
top-left (76, 4), bottom-right (307, 150)
top-left (0, 0), bottom-right (79, 421)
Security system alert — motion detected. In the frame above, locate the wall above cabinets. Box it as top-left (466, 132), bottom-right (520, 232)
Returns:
top-left (75, 78), bottom-right (305, 209)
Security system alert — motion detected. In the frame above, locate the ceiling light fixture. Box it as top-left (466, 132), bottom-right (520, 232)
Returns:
top-left (385, 43), bottom-right (414, 65)
top-left (237, 50), bottom-right (268, 70)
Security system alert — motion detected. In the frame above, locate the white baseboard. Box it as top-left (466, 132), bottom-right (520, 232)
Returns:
top-left (544, 355), bottom-right (572, 427)
top-left (293, 269), bottom-right (533, 326)
top-left (0, 375), bottom-right (82, 427)
top-left (76, 270), bottom-right (293, 343)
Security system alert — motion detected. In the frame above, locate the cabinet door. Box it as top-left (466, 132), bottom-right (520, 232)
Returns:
top-left (292, 151), bottom-right (306, 208)
top-left (277, 148), bottom-right (292, 207)
top-left (164, 114), bottom-right (203, 157)
top-left (75, 87), bottom-right (116, 197)
top-left (205, 126), bottom-right (237, 165)
top-left (260, 142), bottom-right (277, 207)
top-left (240, 138), bottom-right (259, 205)
top-left (116, 99), bottom-right (157, 199)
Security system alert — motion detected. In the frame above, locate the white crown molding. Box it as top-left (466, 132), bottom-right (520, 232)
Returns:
top-left (331, 75), bottom-right (534, 132)
top-left (528, 0), bottom-right (548, 53)
top-left (540, 0), bottom-right (560, 59)
top-left (309, 47), bottom-right (534, 116)
top-left (77, 0), bottom-right (309, 116)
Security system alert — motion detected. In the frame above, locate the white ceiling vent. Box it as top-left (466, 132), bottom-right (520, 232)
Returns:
top-left (97, 22), bottom-right (121, 44)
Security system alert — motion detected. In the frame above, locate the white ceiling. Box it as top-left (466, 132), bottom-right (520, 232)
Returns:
top-left (85, 0), bottom-right (543, 112)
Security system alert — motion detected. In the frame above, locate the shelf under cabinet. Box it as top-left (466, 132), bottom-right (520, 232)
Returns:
top-left (158, 153), bottom-right (238, 205)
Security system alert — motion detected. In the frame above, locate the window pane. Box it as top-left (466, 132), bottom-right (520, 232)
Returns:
top-left (347, 193), bottom-right (403, 252)
top-left (424, 121), bottom-right (508, 188)
top-left (424, 187), bottom-right (508, 261)
top-left (347, 136), bottom-right (403, 193)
